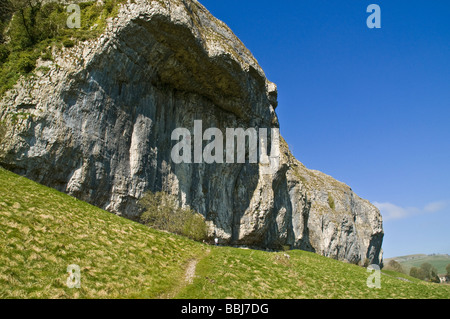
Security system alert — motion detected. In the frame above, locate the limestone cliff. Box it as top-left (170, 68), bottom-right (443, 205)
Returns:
top-left (0, 0), bottom-right (383, 265)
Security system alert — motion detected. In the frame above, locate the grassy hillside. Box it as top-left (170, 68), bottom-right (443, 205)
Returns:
top-left (0, 167), bottom-right (449, 299)
top-left (0, 166), bottom-right (207, 298)
top-left (178, 248), bottom-right (450, 299)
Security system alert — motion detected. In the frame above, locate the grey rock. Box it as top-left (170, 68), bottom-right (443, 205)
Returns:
top-left (0, 0), bottom-right (383, 265)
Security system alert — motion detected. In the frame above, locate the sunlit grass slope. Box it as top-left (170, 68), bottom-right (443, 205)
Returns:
top-left (0, 167), bottom-right (206, 298)
top-left (178, 247), bottom-right (450, 299)
top-left (0, 167), bottom-right (449, 299)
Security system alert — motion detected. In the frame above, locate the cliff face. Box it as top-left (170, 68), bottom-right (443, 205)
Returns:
top-left (0, 0), bottom-right (383, 265)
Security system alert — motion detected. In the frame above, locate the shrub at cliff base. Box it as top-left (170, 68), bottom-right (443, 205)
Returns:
top-left (139, 191), bottom-right (208, 242)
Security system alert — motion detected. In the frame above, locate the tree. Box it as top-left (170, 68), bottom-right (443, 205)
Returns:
top-left (446, 264), bottom-right (450, 276)
top-left (3, 0), bottom-right (58, 49)
top-left (10, 1), bottom-right (42, 42)
top-left (418, 262), bottom-right (440, 283)
top-left (0, 0), bottom-right (13, 43)
top-left (410, 267), bottom-right (427, 281)
top-left (138, 191), bottom-right (208, 242)
top-left (385, 260), bottom-right (405, 274)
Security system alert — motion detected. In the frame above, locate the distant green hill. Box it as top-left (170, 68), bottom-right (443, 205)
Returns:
top-left (1, 167), bottom-right (449, 299)
top-left (385, 254), bottom-right (450, 275)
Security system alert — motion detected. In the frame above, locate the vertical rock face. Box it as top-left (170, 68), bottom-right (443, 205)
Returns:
top-left (0, 0), bottom-right (383, 265)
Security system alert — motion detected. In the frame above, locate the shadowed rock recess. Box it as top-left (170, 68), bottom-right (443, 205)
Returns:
top-left (0, 0), bottom-right (383, 265)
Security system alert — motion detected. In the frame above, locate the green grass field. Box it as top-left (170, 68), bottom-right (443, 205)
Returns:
top-left (0, 167), bottom-right (449, 299)
top-left (0, 167), bottom-right (207, 298)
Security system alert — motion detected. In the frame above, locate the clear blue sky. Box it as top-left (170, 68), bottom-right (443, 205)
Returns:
top-left (200, 0), bottom-right (450, 258)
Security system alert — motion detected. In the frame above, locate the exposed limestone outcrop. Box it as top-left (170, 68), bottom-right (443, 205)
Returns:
top-left (0, 0), bottom-right (383, 265)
